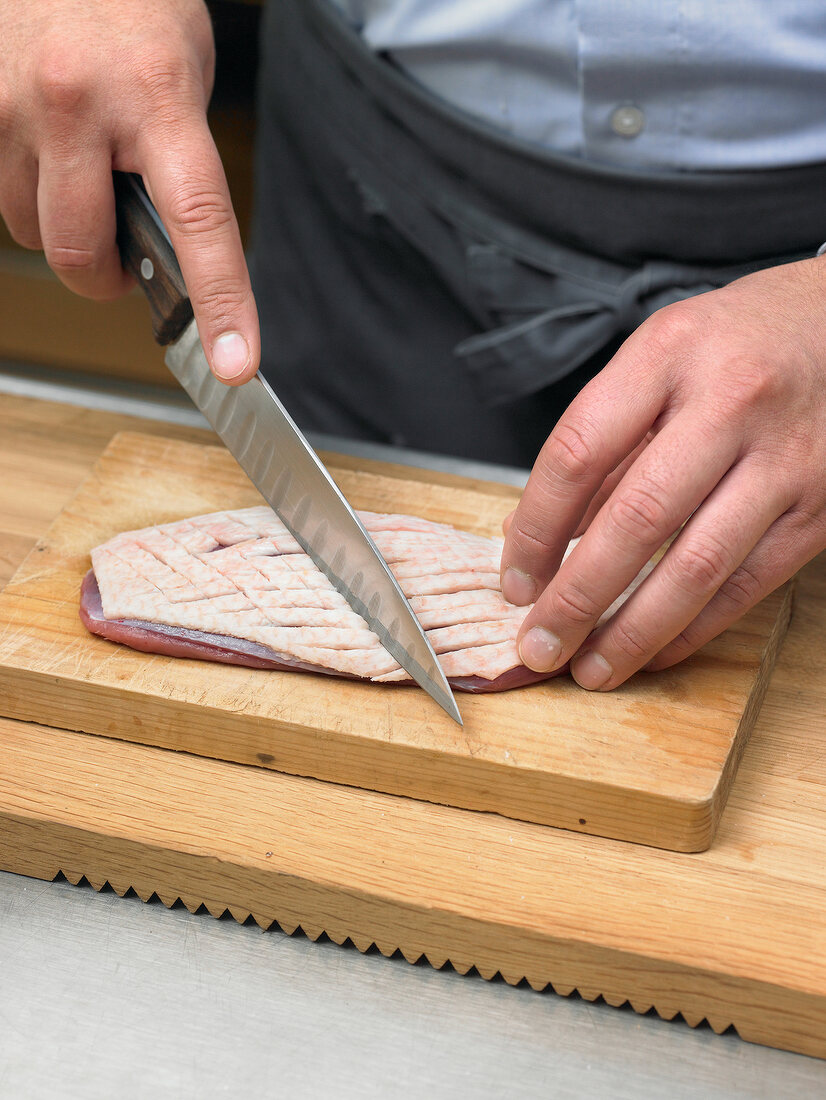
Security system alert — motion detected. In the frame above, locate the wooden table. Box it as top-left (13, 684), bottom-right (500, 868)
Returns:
top-left (2, 391), bottom-right (826, 1086)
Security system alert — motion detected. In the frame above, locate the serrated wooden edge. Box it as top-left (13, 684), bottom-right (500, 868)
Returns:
top-left (3, 805), bottom-right (824, 1062)
top-left (52, 870), bottom-right (739, 1036)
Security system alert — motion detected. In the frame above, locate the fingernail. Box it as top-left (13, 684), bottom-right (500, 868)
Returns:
top-left (503, 567), bottom-right (537, 606)
top-left (571, 650), bottom-right (613, 690)
top-left (519, 627), bottom-right (562, 672)
top-left (212, 332), bottom-right (250, 380)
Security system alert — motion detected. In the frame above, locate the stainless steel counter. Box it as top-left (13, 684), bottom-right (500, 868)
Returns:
top-left (1, 365), bottom-right (825, 1098)
top-left (3, 873), bottom-right (825, 1099)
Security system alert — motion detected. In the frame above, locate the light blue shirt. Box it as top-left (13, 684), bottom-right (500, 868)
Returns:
top-left (329, 1), bottom-right (826, 170)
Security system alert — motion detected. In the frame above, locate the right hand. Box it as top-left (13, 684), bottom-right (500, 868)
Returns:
top-left (0, 0), bottom-right (259, 383)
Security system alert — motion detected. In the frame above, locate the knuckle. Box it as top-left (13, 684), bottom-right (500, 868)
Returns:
top-left (727, 358), bottom-right (781, 411)
top-left (167, 184), bottom-right (233, 237)
top-left (717, 563), bottom-right (763, 612)
top-left (543, 416), bottom-right (601, 484)
top-left (607, 480), bottom-right (670, 544)
top-left (551, 579), bottom-right (602, 626)
top-left (642, 299), bottom-right (704, 353)
top-left (507, 516), bottom-right (556, 562)
top-left (46, 243), bottom-right (99, 274)
top-left (608, 618), bottom-right (650, 661)
top-left (662, 624), bottom-right (702, 660)
top-left (702, 357), bottom-right (782, 431)
top-left (36, 56), bottom-right (89, 116)
top-left (195, 280), bottom-right (250, 323)
top-left (667, 537), bottom-right (731, 594)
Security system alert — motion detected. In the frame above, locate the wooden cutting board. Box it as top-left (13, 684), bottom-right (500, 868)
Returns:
top-left (1, 712), bottom-right (824, 1062)
top-left (0, 431), bottom-right (792, 852)
top-left (1, 397), bottom-right (825, 1062)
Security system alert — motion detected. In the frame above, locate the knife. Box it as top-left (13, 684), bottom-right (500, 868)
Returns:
top-left (113, 171), bottom-right (462, 725)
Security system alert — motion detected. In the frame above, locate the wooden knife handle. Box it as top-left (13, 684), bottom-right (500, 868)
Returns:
top-left (113, 171), bottom-right (194, 346)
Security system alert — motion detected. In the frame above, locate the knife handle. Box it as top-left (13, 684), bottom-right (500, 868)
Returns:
top-left (113, 171), bottom-right (194, 346)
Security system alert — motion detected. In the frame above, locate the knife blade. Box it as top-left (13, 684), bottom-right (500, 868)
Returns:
top-left (113, 171), bottom-right (462, 725)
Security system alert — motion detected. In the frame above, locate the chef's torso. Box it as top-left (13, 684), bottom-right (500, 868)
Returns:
top-left (329, 0), bottom-right (826, 170)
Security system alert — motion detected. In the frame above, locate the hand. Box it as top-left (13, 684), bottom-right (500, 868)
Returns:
top-left (500, 257), bottom-right (826, 689)
top-left (0, 0), bottom-right (259, 383)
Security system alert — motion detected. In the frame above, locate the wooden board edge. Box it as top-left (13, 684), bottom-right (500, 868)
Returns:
top-left (2, 809), bottom-right (824, 1060)
top-left (0, 663), bottom-right (714, 852)
top-left (710, 579), bottom-right (796, 833)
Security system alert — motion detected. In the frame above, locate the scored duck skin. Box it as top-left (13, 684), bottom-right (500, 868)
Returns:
top-left (80, 506), bottom-right (649, 693)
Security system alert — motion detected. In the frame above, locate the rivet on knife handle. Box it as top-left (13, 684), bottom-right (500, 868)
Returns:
top-left (113, 171), bottom-right (194, 345)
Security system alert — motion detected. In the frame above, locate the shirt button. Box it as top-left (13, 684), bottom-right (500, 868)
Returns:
top-left (610, 104), bottom-right (645, 137)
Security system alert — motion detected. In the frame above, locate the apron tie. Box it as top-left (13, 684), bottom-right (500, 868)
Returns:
top-left (454, 253), bottom-right (717, 407)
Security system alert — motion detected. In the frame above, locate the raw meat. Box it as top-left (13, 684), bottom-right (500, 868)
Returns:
top-left (80, 506), bottom-right (642, 693)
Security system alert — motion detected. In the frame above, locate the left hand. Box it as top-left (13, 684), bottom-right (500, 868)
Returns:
top-left (500, 257), bottom-right (826, 690)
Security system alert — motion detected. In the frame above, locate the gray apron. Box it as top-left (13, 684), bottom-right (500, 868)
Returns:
top-left (249, 0), bottom-right (826, 466)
